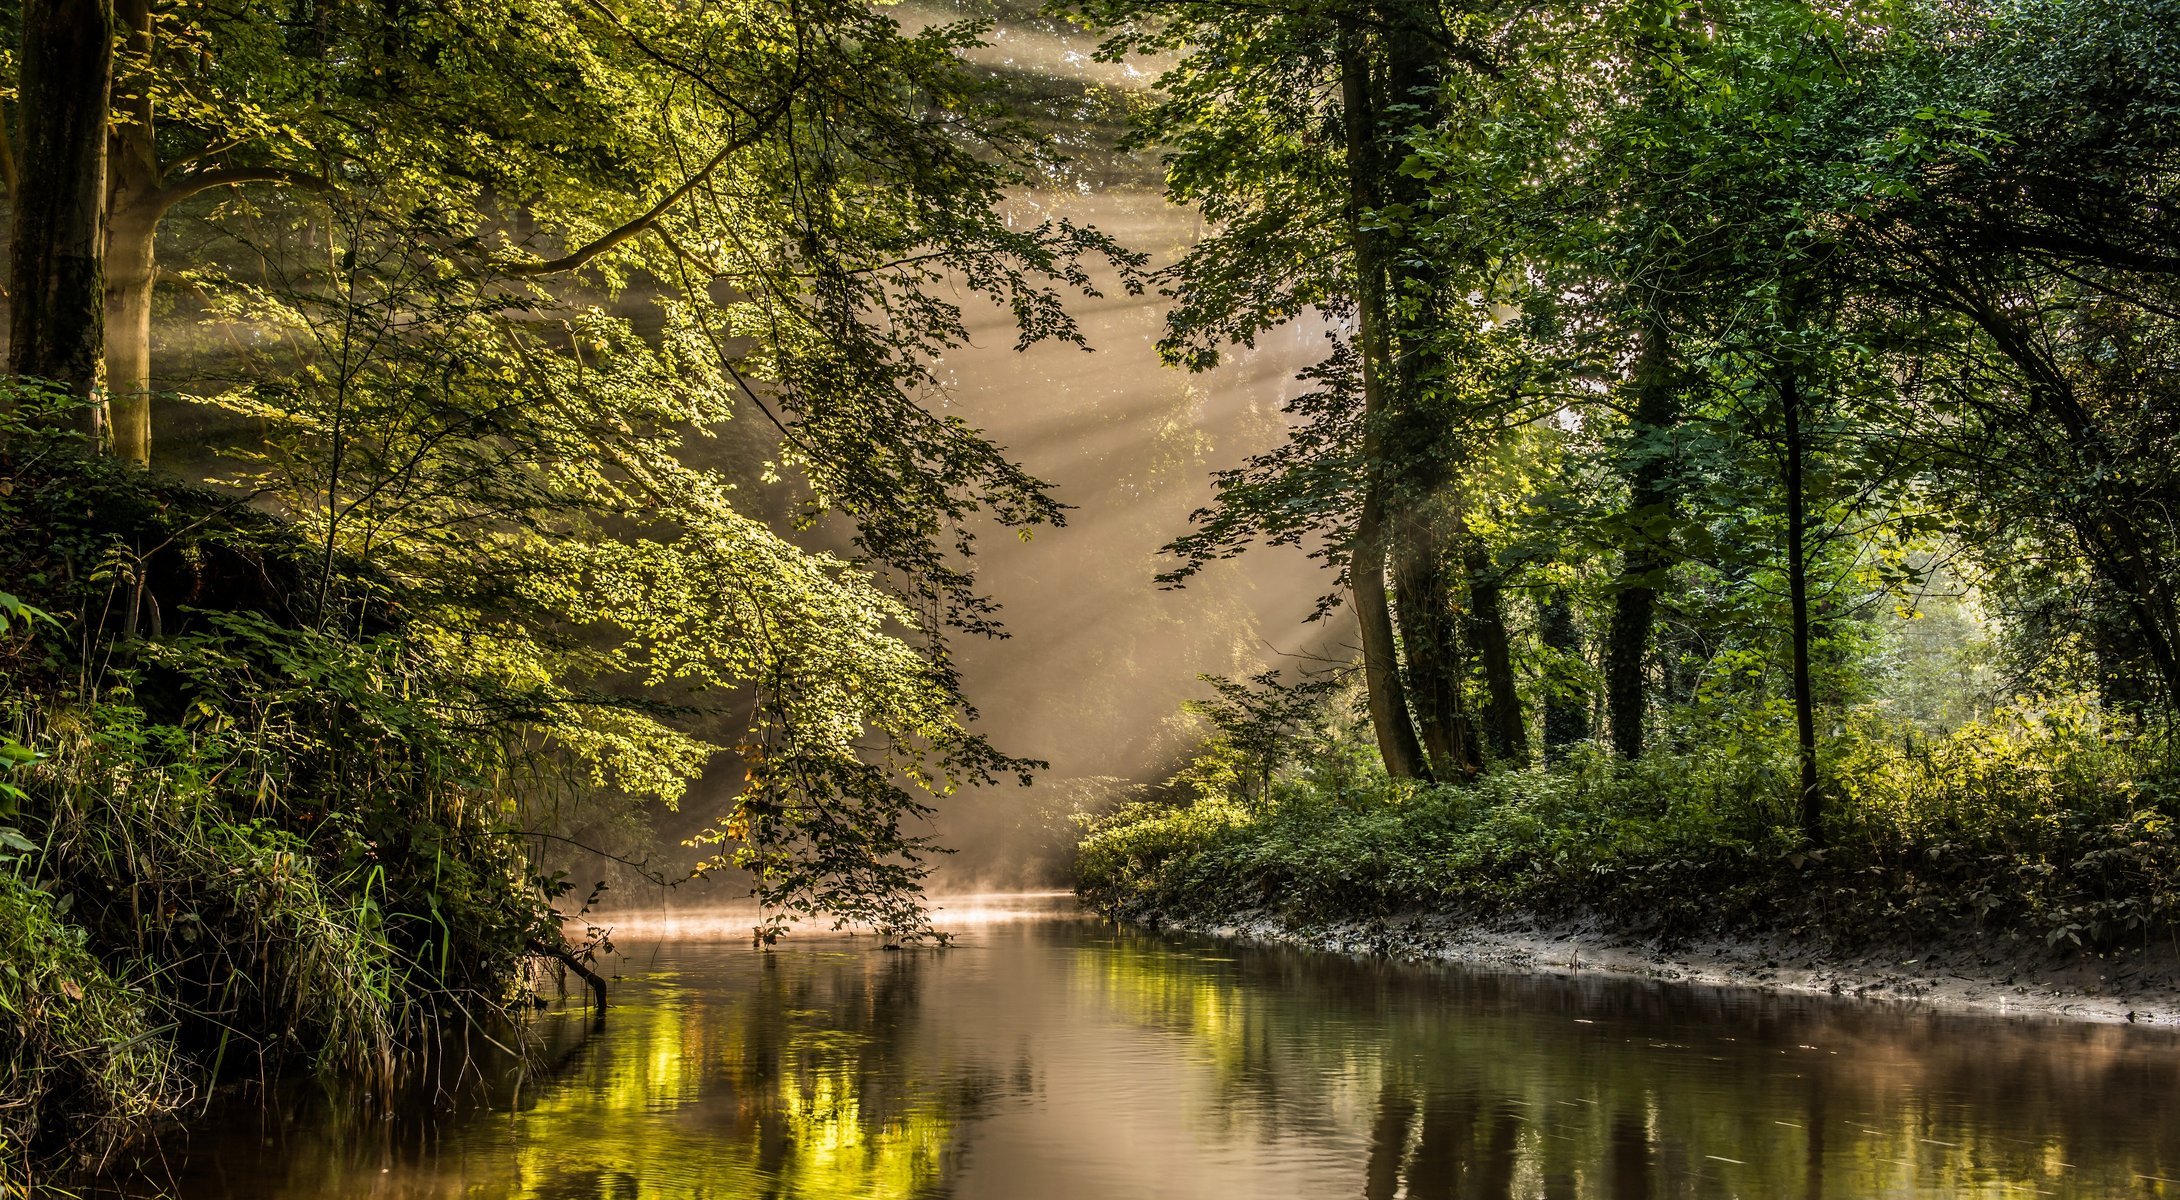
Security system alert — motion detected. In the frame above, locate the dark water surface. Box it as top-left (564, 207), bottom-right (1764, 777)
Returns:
top-left (112, 896), bottom-right (2180, 1198)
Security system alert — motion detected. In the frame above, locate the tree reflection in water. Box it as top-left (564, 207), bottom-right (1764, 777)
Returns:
top-left (101, 943), bottom-right (1011, 1200)
top-left (1073, 922), bottom-right (2180, 1198)
top-left (92, 911), bottom-right (2180, 1199)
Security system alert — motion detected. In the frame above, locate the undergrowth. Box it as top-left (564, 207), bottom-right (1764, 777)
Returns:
top-left (0, 877), bottom-right (189, 1187)
top-left (0, 440), bottom-right (575, 1189)
top-left (1076, 701), bottom-right (2180, 951)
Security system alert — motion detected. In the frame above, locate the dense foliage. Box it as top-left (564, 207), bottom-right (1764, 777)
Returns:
top-left (1, 0), bottom-right (1132, 1181)
top-left (1080, 694), bottom-right (2180, 950)
top-left (1067, 0), bottom-right (2180, 949)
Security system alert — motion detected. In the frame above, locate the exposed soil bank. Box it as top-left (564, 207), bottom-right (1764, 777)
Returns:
top-left (1166, 908), bottom-right (2180, 1025)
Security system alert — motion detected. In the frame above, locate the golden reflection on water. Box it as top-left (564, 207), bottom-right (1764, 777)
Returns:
top-left (110, 903), bottom-right (2180, 1199)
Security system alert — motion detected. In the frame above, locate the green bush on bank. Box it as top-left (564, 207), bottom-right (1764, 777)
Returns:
top-left (1077, 701), bottom-right (2177, 949)
top-left (1, 446), bottom-right (570, 1178)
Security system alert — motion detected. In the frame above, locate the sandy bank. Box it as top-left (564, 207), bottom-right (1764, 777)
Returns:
top-left (1173, 909), bottom-right (2180, 1025)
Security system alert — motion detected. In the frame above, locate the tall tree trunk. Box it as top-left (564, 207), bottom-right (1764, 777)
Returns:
top-left (1465, 543), bottom-right (1527, 765)
top-left (1539, 586), bottom-right (1589, 759)
top-left (105, 211), bottom-right (158, 464)
top-left (9, 0), bottom-right (115, 439)
top-left (1779, 348), bottom-right (1822, 841)
top-left (1605, 318), bottom-right (1678, 757)
top-left (1604, 574), bottom-right (1654, 758)
top-left (1358, 490), bottom-right (1430, 781)
top-left (1394, 511), bottom-right (1475, 779)
top-left (1340, 21), bottom-right (1429, 782)
top-left (105, 0), bottom-right (159, 464)
top-left (1374, 0), bottom-right (1474, 779)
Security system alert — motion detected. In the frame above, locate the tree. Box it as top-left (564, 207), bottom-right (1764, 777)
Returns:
top-left (1086, 0), bottom-right (1545, 782)
top-left (8, 0), bottom-right (114, 432)
top-left (9, 0), bottom-right (1146, 951)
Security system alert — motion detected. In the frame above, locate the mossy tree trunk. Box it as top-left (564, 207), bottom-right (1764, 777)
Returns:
top-left (1340, 18), bottom-right (1430, 782)
top-left (1394, 512), bottom-right (1477, 779)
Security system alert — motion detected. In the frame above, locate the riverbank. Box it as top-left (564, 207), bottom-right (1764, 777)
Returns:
top-left (1072, 718), bottom-right (2180, 1029)
top-left (1167, 907), bottom-right (2180, 1025)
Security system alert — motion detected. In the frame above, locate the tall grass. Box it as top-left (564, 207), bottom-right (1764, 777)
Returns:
top-left (0, 447), bottom-right (564, 1180)
top-left (0, 877), bottom-right (190, 1192)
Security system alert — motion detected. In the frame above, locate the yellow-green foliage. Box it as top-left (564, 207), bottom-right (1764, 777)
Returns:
top-left (1832, 699), bottom-right (2146, 840)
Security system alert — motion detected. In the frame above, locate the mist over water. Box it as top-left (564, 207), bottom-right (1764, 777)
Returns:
top-left (640, 188), bottom-right (1344, 898)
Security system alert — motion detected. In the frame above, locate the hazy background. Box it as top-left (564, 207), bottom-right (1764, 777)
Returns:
top-left (144, 0), bottom-right (1350, 917)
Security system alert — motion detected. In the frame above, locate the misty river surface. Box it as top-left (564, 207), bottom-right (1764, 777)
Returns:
top-left (114, 895), bottom-right (2180, 1199)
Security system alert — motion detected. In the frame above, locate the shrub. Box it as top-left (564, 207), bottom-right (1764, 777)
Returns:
top-left (1077, 702), bottom-right (2180, 950)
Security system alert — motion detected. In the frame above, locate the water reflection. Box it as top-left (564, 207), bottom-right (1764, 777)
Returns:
top-left (104, 906), bottom-right (2180, 1199)
top-left (108, 944), bottom-right (1008, 1200)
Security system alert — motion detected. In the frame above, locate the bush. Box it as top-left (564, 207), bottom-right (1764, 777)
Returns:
top-left (1077, 703), bottom-right (2180, 950)
top-left (0, 448), bottom-right (567, 1177)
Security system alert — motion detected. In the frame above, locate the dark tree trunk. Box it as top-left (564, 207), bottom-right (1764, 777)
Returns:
top-left (1357, 488), bottom-right (1431, 781)
top-left (1465, 543), bottom-right (1526, 765)
top-left (1604, 582), bottom-right (1654, 757)
top-left (1394, 512), bottom-right (1476, 780)
top-left (1605, 318), bottom-right (1679, 757)
top-left (9, 0), bottom-right (116, 437)
top-left (1375, 0), bottom-right (1477, 780)
top-left (1540, 586), bottom-right (1590, 759)
top-left (1779, 351), bottom-right (1822, 840)
top-left (1340, 22), bottom-right (1429, 782)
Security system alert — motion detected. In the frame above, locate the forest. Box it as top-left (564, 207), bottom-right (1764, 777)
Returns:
top-left (1076, 0), bottom-right (2180, 952)
top-left (1, 0), bottom-right (2176, 1190)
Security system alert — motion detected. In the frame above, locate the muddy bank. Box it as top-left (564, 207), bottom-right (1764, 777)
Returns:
top-left (1168, 908), bottom-right (2180, 1025)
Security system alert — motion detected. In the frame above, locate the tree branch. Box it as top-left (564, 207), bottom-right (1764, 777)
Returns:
top-left (499, 107), bottom-right (787, 278)
top-left (154, 165), bottom-right (333, 215)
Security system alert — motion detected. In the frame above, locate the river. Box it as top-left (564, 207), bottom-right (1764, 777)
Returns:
top-left (101, 894), bottom-right (2180, 1199)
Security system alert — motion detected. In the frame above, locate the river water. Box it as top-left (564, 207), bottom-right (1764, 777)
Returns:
top-left (104, 894), bottom-right (2180, 1199)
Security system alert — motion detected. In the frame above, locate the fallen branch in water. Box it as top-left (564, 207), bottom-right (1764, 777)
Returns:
top-left (526, 938), bottom-right (607, 1015)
